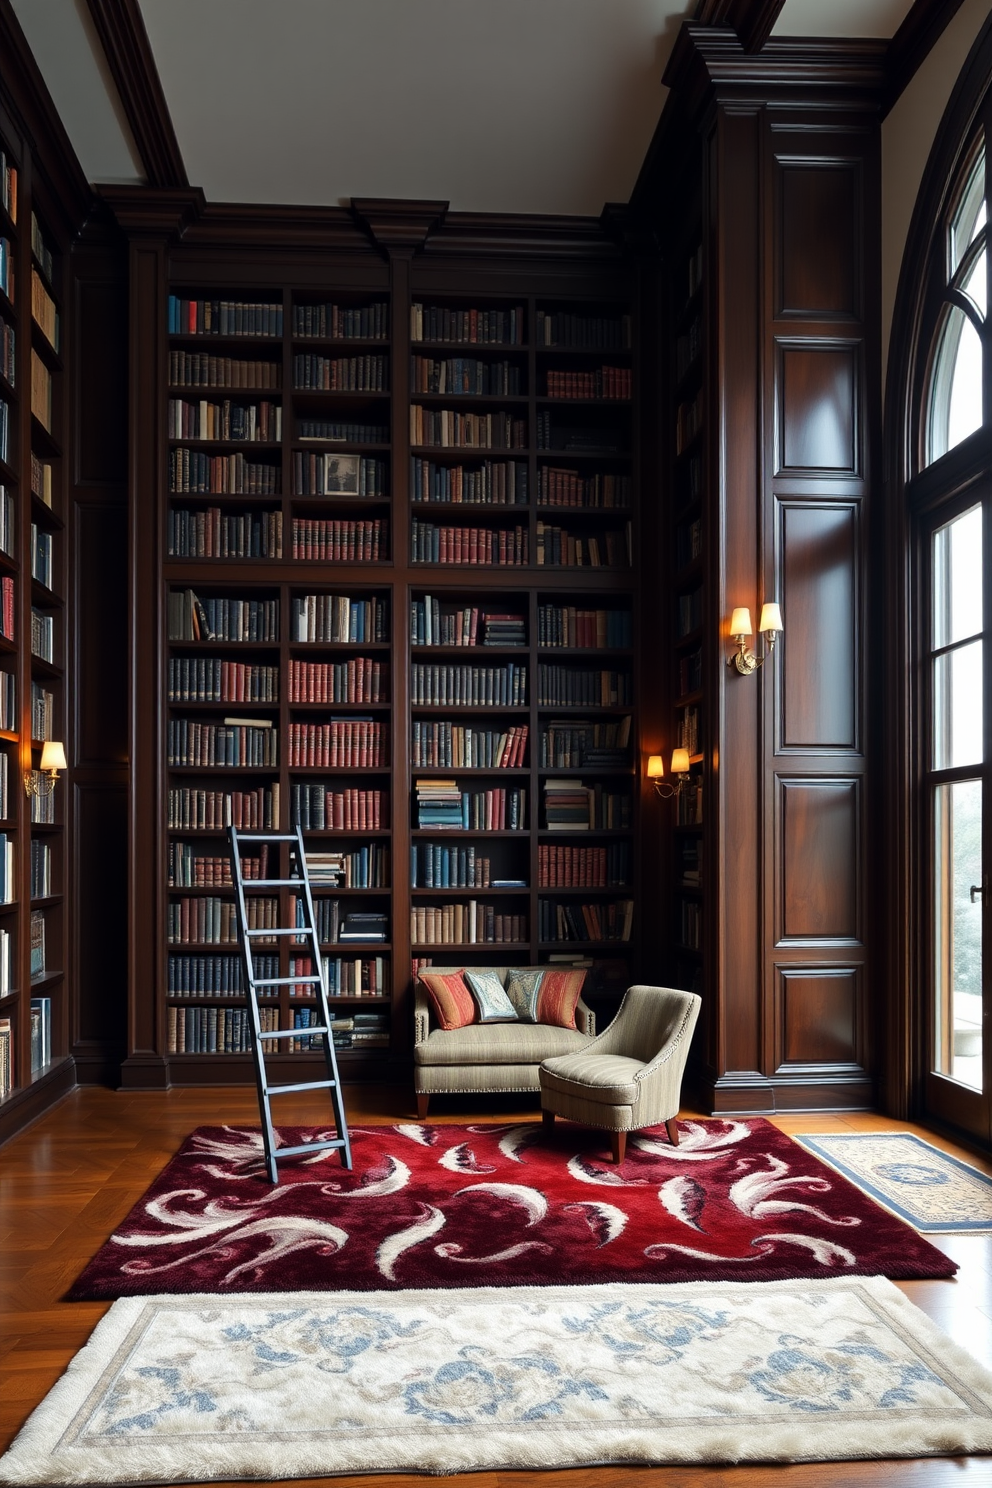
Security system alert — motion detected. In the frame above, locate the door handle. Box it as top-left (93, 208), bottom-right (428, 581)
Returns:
top-left (972, 884), bottom-right (984, 903)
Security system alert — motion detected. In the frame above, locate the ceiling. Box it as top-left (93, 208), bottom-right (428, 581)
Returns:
top-left (12, 0), bottom-right (917, 218)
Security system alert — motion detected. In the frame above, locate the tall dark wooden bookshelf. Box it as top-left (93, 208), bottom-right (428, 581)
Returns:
top-left (109, 196), bottom-right (641, 1086)
top-left (0, 82), bottom-right (73, 1129)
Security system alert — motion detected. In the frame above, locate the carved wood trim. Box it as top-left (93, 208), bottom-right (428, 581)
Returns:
top-left (83, 0), bottom-right (187, 188)
top-left (695, 0), bottom-right (788, 54)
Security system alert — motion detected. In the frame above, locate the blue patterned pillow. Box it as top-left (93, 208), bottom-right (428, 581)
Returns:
top-left (465, 969), bottom-right (518, 1023)
top-left (504, 968), bottom-right (545, 1023)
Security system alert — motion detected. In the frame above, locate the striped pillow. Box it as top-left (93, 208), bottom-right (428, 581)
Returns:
top-left (535, 969), bottom-right (587, 1030)
top-left (419, 970), bottom-right (476, 1031)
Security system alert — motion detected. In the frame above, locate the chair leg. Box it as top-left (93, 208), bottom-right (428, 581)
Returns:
top-left (665, 1117), bottom-right (680, 1147)
top-left (610, 1130), bottom-right (626, 1164)
top-left (416, 1094), bottom-right (430, 1119)
top-left (542, 1108), bottom-right (555, 1129)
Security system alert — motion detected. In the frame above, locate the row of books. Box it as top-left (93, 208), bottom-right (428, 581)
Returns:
top-left (0, 485), bottom-right (12, 553)
top-left (289, 785), bottom-right (385, 831)
top-left (168, 1003), bottom-right (275, 1054)
top-left (536, 606), bottom-right (631, 650)
top-left (281, 1007), bottom-right (388, 1052)
top-left (293, 452), bottom-right (387, 498)
top-left (169, 449), bottom-right (280, 495)
top-left (0, 1016), bottom-right (10, 1099)
top-left (286, 720), bottom-right (385, 769)
top-left (410, 722), bottom-right (528, 770)
top-left (410, 457), bottom-right (527, 506)
top-left (167, 953), bottom-right (279, 996)
top-left (0, 316), bottom-right (13, 384)
top-left (293, 301), bottom-right (388, 341)
top-left (543, 781), bottom-right (631, 831)
top-left (0, 924), bottom-right (9, 991)
top-left (304, 842), bottom-right (389, 887)
top-left (169, 840), bottom-right (269, 887)
top-left (410, 844), bottom-right (499, 889)
top-left (168, 591), bottom-right (279, 643)
top-left (287, 957), bottom-right (388, 997)
top-left (168, 508), bottom-right (283, 559)
top-left (0, 573), bottom-right (13, 639)
top-left (677, 778), bottom-right (704, 826)
top-left (167, 895), bottom-right (278, 946)
top-left (545, 368), bottom-right (630, 400)
top-left (168, 658), bottom-right (280, 704)
top-left (410, 661), bottom-right (527, 707)
top-left (537, 843), bottom-right (630, 888)
top-left (537, 665), bottom-right (631, 708)
top-left (0, 151), bottom-right (15, 222)
top-left (167, 784), bottom-right (280, 832)
top-left (287, 657), bottom-right (386, 704)
top-left (415, 781), bottom-right (527, 831)
top-left (679, 898), bottom-right (702, 950)
top-left (29, 909), bottom-right (44, 978)
top-left (292, 354), bottom-right (387, 392)
top-left (30, 838), bottom-right (51, 898)
top-left (167, 399), bottom-right (282, 443)
top-left (291, 517), bottom-right (386, 562)
top-left (168, 720), bottom-right (278, 769)
top-left (298, 418), bottom-right (387, 443)
top-left (30, 607), bottom-right (54, 663)
top-left (677, 587), bottom-right (703, 637)
top-left (291, 593), bottom-right (388, 644)
top-left (679, 837), bottom-right (703, 886)
top-left (31, 269), bottom-right (59, 352)
top-left (534, 523), bottom-right (630, 568)
top-left (528, 479), bottom-right (601, 532)
top-left (411, 303), bottom-right (524, 346)
top-left (0, 750), bottom-right (8, 821)
top-left (410, 903), bottom-right (526, 945)
top-left (168, 297), bottom-right (283, 337)
top-left (30, 995), bottom-right (51, 1073)
top-left (30, 350), bottom-right (51, 431)
top-left (410, 599), bottom-right (525, 649)
top-left (535, 414), bottom-right (626, 454)
top-left (30, 681), bottom-right (53, 740)
top-left (539, 717), bottom-right (631, 768)
top-left (0, 238), bottom-right (13, 302)
top-left (537, 899), bottom-right (634, 943)
top-left (0, 673), bottom-right (15, 733)
top-left (535, 310), bottom-right (631, 350)
top-left (677, 704), bottom-right (701, 757)
top-left (411, 356), bottom-right (522, 397)
top-left (678, 647), bottom-right (702, 697)
top-left (410, 519), bottom-right (528, 567)
top-left (676, 390), bottom-right (704, 454)
top-left (677, 452), bottom-right (703, 508)
top-left (169, 352), bottom-right (281, 390)
top-left (0, 397), bottom-right (7, 462)
top-left (410, 406), bottom-right (527, 450)
top-left (29, 770), bottom-right (55, 824)
top-left (30, 523), bottom-right (52, 589)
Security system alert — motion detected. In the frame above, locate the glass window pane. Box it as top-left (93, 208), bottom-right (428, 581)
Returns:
top-left (933, 503), bottom-right (983, 647)
top-left (962, 244), bottom-right (988, 317)
top-left (933, 779), bottom-right (983, 1089)
top-left (933, 640), bottom-right (984, 768)
top-left (950, 148), bottom-right (986, 276)
top-left (929, 305), bottom-right (984, 463)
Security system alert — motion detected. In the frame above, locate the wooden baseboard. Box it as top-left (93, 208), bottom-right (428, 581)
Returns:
top-left (0, 1057), bottom-right (76, 1146)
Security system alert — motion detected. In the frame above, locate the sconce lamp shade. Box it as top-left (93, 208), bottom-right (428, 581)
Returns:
top-left (646, 754), bottom-right (664, 780)
top-left (730, 607), bottom-right (753, 638)
top-left (759, 602), bottom-right (783, 635)
top-left (671, 747), bottom-right (691, 775)
top-left (40, 741), bottom-right (67, 773)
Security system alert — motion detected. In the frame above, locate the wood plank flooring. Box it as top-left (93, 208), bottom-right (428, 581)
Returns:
top-left (3, 1086), bottom-right (992, 1486)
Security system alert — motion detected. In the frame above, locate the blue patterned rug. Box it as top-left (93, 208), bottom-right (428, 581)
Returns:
top-left (3, 1278), bottom-right (992, 1481)
top-left (794, 1133), bottom-right (992, 1232)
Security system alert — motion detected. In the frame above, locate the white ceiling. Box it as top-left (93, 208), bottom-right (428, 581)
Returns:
top-left (11, 0), bottom-right (919, 217)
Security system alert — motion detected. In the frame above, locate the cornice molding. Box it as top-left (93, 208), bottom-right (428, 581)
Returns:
top-left (351, 198), bottom-right (448, 256)
top-left (84, 0), bottom-right (187, 188)
top-left (424, 210), bottom-right (626, 263)
top-left (0, 0), bottom-right (92, 234)
top-left (665, 24), bottom-right (889, 122)
top-left (694, 0), bottom-right (788, 54)
top-left (99, 184), bottom-right (204, 239)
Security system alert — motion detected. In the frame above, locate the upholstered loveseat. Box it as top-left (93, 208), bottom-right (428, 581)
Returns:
top-left (413, 966), bottom-right (595, 1117)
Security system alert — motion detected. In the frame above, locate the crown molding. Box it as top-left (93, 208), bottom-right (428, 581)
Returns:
top-left (83, 0), bottom-right (187, 188)
top-left (99, 184), bottom-right (204, 238)
top-left (695, 0), bottom-right (788, 54)
top-left (351, 198), bottom-right (448, 256)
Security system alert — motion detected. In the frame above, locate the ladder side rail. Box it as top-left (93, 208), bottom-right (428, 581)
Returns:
top-left (229, 824), bottom-right (280, 1181)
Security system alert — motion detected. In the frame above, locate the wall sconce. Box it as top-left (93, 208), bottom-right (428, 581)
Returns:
top-left (647, 748), bottom-right (691, 800)
top-left (728, 603), bottom-right (783, 675)
top-left (24, 741), bottom-right (67, 798)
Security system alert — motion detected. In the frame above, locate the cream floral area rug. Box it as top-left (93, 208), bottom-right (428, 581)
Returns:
top-left (4, 1279), bottom-right (992, 1483)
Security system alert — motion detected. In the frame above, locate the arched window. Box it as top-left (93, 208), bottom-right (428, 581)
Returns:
top-left (925, 143), bottom-right (986, 464)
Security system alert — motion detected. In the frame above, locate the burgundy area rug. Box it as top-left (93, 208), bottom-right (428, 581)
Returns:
top-left (68, 1118), bottom-right (957, 1299)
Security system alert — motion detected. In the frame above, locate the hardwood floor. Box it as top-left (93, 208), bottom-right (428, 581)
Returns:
top-left (3, 1085), bottom-right (992, 1486)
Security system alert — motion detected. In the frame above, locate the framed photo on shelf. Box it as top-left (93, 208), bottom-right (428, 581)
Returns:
top-left (323, 454), bottom-right (361, 495)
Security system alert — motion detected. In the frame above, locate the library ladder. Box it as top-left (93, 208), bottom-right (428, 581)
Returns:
top-left (229, 825), bottom-right (352, 1183)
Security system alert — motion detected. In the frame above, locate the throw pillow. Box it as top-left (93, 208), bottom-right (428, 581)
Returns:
top-left (535, 968), bottom-right (587, 1030)
top-left (419, 970), bottom-right (476, 1031)
top-left (504, 967), bottom-right (545, 1023)
top-left (465, 969), bottom-right (518, 1023)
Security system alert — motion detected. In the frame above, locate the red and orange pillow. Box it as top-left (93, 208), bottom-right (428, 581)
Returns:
top-left (418, 970), bottom-right (476, 1030)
